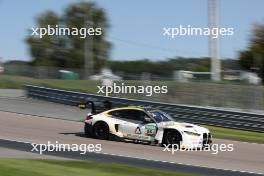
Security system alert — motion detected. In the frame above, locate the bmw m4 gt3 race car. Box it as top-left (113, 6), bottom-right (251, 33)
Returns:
top-left (80, 102), bottom-right (212, 149)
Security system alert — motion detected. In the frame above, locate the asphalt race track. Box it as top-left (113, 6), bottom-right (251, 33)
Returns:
top-left (0, 93), bottom-right (263, 176)
top-left (0, 96), bottom-right (87, 121)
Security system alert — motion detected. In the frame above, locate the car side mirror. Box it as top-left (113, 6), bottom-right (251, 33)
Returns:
top-left (144, 117), bottom-right (152, 123)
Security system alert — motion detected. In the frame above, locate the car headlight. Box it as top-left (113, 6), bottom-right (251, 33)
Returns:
top-left (184, 131), bottom-right (201, 136)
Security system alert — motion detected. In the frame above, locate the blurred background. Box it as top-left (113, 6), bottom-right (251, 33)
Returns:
top-left (0, 0), bottom-right (264, 111)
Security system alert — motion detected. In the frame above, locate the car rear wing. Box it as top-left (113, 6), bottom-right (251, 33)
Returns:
top-left (78, 100), bottom-right (112, 114)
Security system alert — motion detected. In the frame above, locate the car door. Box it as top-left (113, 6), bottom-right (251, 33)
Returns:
top-left (138, 115), bottom-right (158, 141)
top-left (115, 109), bottom-right (143, 136)
top-left (110, 109), bottom-right (157, 141)
top-left (108, 109), bottom-right (139, 136)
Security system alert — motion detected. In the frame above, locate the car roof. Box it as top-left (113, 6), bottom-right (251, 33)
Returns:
top-left (105, 106), bottom-right (158, 113)
top-left (107, 107), bottom-right (145, 112)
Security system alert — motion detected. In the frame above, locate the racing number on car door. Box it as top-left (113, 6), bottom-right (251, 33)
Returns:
top-left (143, 123), bottom-right (157, 137)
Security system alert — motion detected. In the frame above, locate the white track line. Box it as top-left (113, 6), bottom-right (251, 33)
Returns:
top-left (0, 137), bottom-right (263, 175)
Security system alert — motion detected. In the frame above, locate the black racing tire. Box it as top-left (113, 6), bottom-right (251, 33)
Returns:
top-left (93, 122), bottom-right (109, 140)
top-left (84, 123), bottom-right (92, 137)
top-left (164, 130), bottom-right (182, 147)
top-left (84, 130), bottom-right (90, 137)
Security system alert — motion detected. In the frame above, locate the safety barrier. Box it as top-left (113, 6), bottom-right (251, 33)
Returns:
top-left (26, 85), bottom-right (264, 133)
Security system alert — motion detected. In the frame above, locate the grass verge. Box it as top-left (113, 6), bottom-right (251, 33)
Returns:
top-left (0, 159), bottom-right (196, 176)
top-left (0, 75), bottom-right (99, 93)
top-left (205, 125), bottom-right (264, 143)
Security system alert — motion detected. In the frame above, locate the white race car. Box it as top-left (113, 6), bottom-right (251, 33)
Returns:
top-left (82, 105), bottom-right (212, 148)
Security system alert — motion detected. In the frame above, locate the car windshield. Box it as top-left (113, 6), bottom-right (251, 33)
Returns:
top-left (149, 110), bottom-right (174, 123)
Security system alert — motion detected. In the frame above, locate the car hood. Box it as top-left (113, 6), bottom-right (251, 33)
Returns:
top-left (158, 121), bottom-right (209, 134)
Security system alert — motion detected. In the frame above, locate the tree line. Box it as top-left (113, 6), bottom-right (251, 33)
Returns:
top-left (7, 2), bottom-right (264, 82)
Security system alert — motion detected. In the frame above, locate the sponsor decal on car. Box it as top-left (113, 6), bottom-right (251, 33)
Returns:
top-left (135, 127), bottom-right (142, 134)
top-left (126, 133), bottom-right (151, 140)
top-left (145, 124), bottom-right (156, 136)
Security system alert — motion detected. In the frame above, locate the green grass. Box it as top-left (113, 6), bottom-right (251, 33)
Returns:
top-left (205, 125), bottom-right (264, 143)
top-left (0, 159), bottom-right (195, 176)
top-left (0, 75), bottom-right (100, 93)
top-left (0, 75), bottom-right (264, 144)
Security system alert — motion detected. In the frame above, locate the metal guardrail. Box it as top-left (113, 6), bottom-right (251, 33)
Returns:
top-left (25, 85), bottom-right (264, 133)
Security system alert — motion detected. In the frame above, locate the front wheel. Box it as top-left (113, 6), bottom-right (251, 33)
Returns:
top-left (164, 130), bottom-right (182, 147)
top-left (93, 122), bottom-right (109, 140)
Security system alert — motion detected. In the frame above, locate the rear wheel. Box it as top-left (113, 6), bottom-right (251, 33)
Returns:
top-left (84, 123), bottom-right (92, 137)
top-left (93, 122), bottom-right (109, 140)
